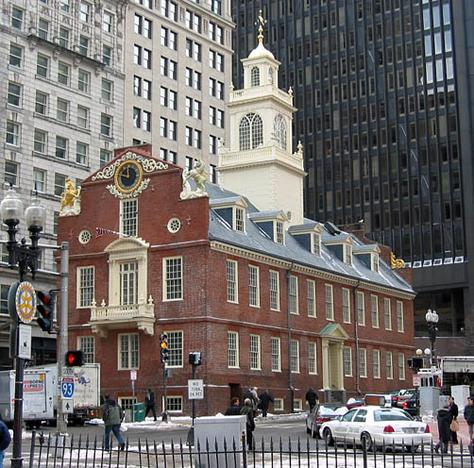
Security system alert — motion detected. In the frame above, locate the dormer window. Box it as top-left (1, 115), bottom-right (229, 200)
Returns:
top-left (211, 197), bottom-right (248, 234)
top-left (311, 233), bottom-right (321, 256)
top-left (275, 221), bottom-right (284, 244)
top-left (343, 243), bottom-right (352, 266)
top-left (234, 206), bottom-right (245, 231)
top-left (372, 253), bottom-right (380, 272)
top-left (251, 66), bottom-right (260, 86)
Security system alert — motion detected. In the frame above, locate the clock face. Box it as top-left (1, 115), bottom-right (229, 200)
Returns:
top-left (115, 160), bottom-right (143, 194)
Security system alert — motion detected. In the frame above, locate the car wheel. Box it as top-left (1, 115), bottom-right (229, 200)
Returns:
top-left (323, 428), bottom-right (334, 446)
top-left (361, 432), bottom-right (373, 452)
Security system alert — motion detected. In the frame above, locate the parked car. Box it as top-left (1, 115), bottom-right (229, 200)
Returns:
top-left (306, 404), bottom-right (347, 438)
top-left (319, 406), bottom-right (431, 452)
top-left (396, 390), bottom-right (419, 417)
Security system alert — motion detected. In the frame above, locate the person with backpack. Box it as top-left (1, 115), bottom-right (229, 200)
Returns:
top-left (0, 414), bottom-right (11, 468)
top-left (102, 395), bottom-right (125, 451)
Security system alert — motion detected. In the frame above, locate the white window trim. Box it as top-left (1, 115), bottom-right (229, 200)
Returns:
top-left (359, 348), bottom-right (367, 378)
top-left (371, 294), bottom-right (379, 328)
top-left (311, 233), bottom-right (321, 256)
top-left (162, 256), bottom-right (183, 302)
top-left (226, 259), bottom-right (239, 304)
top-left (398, 353), bottom-right (406, 380)
top-left (164, 329), bottom-right (184, 368)
top-left (342, 287), bottom-right (351, 323)
top-left (290, 339), bottom-right (300, 374)
top-left (356, 291), bottom-right (365, 326)
top-left (233, 206), bottom-right (246, 232)
top-left (165, 395), bottom-right (183, 413)
top-left (308, 341), bottom-right (318, 375)
top-left (307, 279), bottom-right (316, 318)
top-left (249, 334), bottom-right (261, 370)
top-left (386, 351), bottom-right (394, 380)
top-left (384, 298), bottom-right (392, 330)
top-left (77, 335), bottom-right (95, 363)
top-left (325, 284), bottom-right (334, 321)
top-left (273, 398), bottom-right (284, 411)
top-left (248, 265), bottom-right (260, 308)
top-left (396, 300), bottom-right (404, 332)
top-left (227, 331), bottom-right (240, 368)
top-left (274, 221), bottom-right (285, 245)
top-left (343, 346), bottom-right (353, 377)
top-left (271, 336), bottom-right (281, 372)
top-left (373, 349), bottom-right (381, 379)
top-left (120, 198), bottom-right (138, 237)
top-left (117, 333), bottom-right (139, 370)
top-left (289, 275), bottom-right (299, 315)
top-left (269, 270), bottom-right (280, 311)
top-left (76, 265), bottom-right (95, 309)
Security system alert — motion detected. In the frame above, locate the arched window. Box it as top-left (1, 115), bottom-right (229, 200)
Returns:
top-left (251, 66), bottom-right (260, 86)
top-left (274, 114), bottom-right (287, 150)
top-left (239, 113), bottom-right (264, 150)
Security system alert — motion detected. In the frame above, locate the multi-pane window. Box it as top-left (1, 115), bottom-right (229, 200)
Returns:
top-left (251, 66), bottom-right (260, 86)
top-left (371, 295), bottom-right (379, 328)
top-left (185, 127), bottom-right (201, 149)
top-left (120, 262), bottom-right (138, 305)
top-left (209, 50), bottom-right (224, 71)
top-left (7, 82), bottom-right (21, 107)
top-left (76, 142), bottom-right (88, 165)
top-left (160, 87), bottom-right (177, 110)
top-left (36, 53), bottom-right (49, 77)
top-left (307, 279), bottom-right (316, 317)
top-left (234, 207), bottom-right (244, 231)
top-left (159, 118), bottom-right (177, 140)
top-left (58, 61), bottom-right (70, 85)
top-left (133, 107), bottom-right (151, 131)
top-left (274, 115), bottom-right (287, 150)
top-left (209, 107), bottom-right (225, 128)
top-left (160, 27), bottom-right (177, 49)
top-left (102, 11), bottom-right (113, 33)
top-left (248, 265), bottom-right (260, 307)
top-left (9, 44), bottom-right (23, 67)
top-left (275, 221), bottom-right (284, 244)
top-left (60, 0), bottom-right (69, 11)
top-left (119, 334), bottom-right (139, 369)
top-left (54, 173), bottom-right (67, 196)
top-left (159, 148), bottom-right (177, 164)
top-left (161, 0), bottom-right (177, 20)
top-left (384, 298), bottom-right (392, 330)
top-left (396, 301), bottom-right (404, 332)
top-left (33, 168), bottom-right (46, 192)
top-left (101, 79), bottom-right (113, 101)
top-left (290, 339), bottom-right (300, 373)
top-left (226, 260), bottom-right (238, 303)
top-left (343, 346), bottom-right (352, 376)
top-left (271, 337), bottom-right (281, 371)
top-left (121, 199), bottom-right (137, 236)
top-left (209, 22), bottom-right (224, 44)
top-left (165, 396), bottom-right (182, 412)
top-left (209, 135), bottom-right (217, 155)
top-left (359, 348), bottom-right (367, 378)
top-left (308, 342), bottom-right (317, 374)
top-left (398, 353), bottom-right (405, 380)
top-left (185, 68), bottom-right (201, 89)
top-left (227, 331), bottom-right (239, 368)
top-left (102, 45), bottom-right (112, 66)
top-left (373, 350), bottom-right (381, 379)
top-left (78, 69), bottom-right (90, 92)
top-left (342, 288), bottom-right (351, 323)
top-left (160, 57), bottom-right (177, 79)
top-left (78, 336), bottom-right (95, 363)
top-left (5, 162), bottom-right (18, 186)
top-left (34, 129), bottom-right (47, 154)
top-left (35, 91), bottom-right (48, 115)
top-left (325, 284), bottom-right (334, 320)
top-left (134, 14), bottom-right (152, 38)
top-left (269, 270), bottom-right (280, 310)
top-left (163, 257), bottom-right (183, 301)
top-left (239, 113), bottom-right (263, 150)
top-left (55, 136), bottom-right (68, 159)
top-left (78, 266), bottom-right (94, 307)
top-left (11, 7), bottom-right (24, 29)
top-left (249, 334), bottom-right (261, 370)
top-left (356, 291), bottom-right (365, 325)
top-left (185, 97), bottom-right (201, 119)
top-left (38, 18), bottom-right (49, 39)
top-left (133, 45), bottom-right (152, 69)
top-left (186, 39), bottom-right (202, 61)
top-left (80, 2), bottom-right (90, 22)
top-left (185, 10), bottom-right (201, 32)
top-left (6, 121), bottom-right (20, 146)
top-left (312, 233), bottom-right (321, 255)
top-left (289, 275), bottom-right (298, 314)
top-left (133, 76), bottom-right (151, 99)
top-left (100, 114), bottom-right (112, 136)
top-left (100, 149), bottom-right (112, 167)
top-left (386, 351), bottom-right (393, 379)
top-left (56, 98), bottom-right (69, 122)
top-left (59, 27), bottom-right (70, 48)
top-left (167, 331), bottom-right (183, 367)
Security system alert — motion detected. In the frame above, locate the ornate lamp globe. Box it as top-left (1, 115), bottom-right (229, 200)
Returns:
top-left (0, 186), bottom-right (23, 226)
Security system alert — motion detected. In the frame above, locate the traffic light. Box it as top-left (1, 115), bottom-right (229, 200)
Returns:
top-left (65, 350), bottom-right (84, 367)
top-left (36, 290), bottom-right (56, 333)
top-left (160, 333), bottom-right (169, 364)
top-left (189, 352), bottom-right (202, 366)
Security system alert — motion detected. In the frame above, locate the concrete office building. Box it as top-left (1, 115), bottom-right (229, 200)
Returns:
top-left (0, 0), bottom-right (126, 368)
top-left (124, 0), bottom-right (233, 180)
top-left (232, 1), bottom-right (474, 365)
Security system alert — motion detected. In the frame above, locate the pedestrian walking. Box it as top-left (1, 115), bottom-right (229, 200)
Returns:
top-left (435, 405), bottom-right (452, 454)
top-left (102, 395), bottom-right (125, 451)
top-left (448, 396), bottom-right (459, 445)
top-left (305, 387), bottom-right (318, 411)
top-left (243, 387), bottom-right (260, 417)
top-left (224, 397), bottom-right (241, 416)
top-left (240, 398), bottom-right (255, 451)
top-left (464, 396), bottom-right (474, 441)
top-left (258, 389), bottom-right (274, 417)
top-left (145, 388), bottom-right (157, 421)
top-left (0, 415), bottom-right (11, 468)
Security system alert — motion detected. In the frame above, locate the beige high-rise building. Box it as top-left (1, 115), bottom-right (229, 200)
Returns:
top-left (124, 0), bottom-right (233, 181)
top-left (0, 0), bottom-right (126, 367)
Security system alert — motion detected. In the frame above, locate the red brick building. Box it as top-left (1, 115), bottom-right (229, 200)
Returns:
top-left (57, 143), bottom-right (415, 417)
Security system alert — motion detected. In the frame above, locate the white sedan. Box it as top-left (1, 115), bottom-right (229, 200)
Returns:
top-left (319, 406), bottom-right (432, 451)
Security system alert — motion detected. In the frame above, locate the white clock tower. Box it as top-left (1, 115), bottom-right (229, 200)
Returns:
top-left (218, 15), bottom-right (305, 225)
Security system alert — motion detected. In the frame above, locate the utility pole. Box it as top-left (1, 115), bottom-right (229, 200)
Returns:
top-left (57, 242), bottom-right (69, 435)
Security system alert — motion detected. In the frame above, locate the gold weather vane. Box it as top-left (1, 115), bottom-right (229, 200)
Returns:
top-left (255, 10), bottom-right (267, 45)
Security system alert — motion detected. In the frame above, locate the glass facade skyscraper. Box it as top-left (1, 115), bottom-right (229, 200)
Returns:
top-left (233, 0), bottom-right (473, 355)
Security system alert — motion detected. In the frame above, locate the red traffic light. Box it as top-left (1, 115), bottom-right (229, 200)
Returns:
top-left (65, 350), bottom-right (84, 367)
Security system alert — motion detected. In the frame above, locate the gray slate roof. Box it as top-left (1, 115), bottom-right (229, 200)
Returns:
top-left (206, 183), bottom-right (414, 294)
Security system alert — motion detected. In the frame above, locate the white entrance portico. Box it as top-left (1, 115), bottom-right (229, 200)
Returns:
top-left (320, 323), bottom-right (349, 392)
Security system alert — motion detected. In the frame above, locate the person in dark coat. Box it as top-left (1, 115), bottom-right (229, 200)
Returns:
top-left (464, 396), bottom-right (474, 441)
top-left (305, 388), bottom-right (318, 411)
top-left (0, 414), bottom-right (11, 468)
top-left (435, 406), bottom-right (453, 453)
top-left (242, 387), bottom-right (260, 416)
top-left (224, 397), bottom-right (241, 415)
top-left (448, 396), bottom-right (459, 444)
top-left (102, 395), bottom-right (125, 451)
top-left (240, 398), bottom-right (255, 450)
top-left (258, 389), bottom-right (274, 417)
top-left (144, 388), bottom-right (157, 421)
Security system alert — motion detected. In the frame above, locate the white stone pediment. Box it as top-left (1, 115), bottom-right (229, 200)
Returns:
top-left (105, 237), bottom-right (149, 254)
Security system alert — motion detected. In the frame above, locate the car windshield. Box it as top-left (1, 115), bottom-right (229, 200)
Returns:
top-left (374, 410), bottom-right (413, 421)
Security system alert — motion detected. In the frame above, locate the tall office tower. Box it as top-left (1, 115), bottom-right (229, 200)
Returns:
top-left (125, 0), bottom-right (233, 181)
top-left (233, 1), bottom-right (472, 356)
top-left (0, 0), bottom-right (126, 368)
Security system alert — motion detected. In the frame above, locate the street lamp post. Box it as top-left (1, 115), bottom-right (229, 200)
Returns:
top-left (1, 187), bottom-right (45, 468)
top-left (425, 308), bottom-right (439, 368)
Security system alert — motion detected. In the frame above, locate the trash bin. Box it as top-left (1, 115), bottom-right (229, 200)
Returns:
top-left (133, 403), bottom-right (145, 422)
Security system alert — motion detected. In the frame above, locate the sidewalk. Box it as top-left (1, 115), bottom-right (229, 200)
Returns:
top-left (427, 415), bottom-right (472, 447)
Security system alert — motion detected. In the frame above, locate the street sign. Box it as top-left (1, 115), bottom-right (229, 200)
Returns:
top-left (130, 370), bottom-right (137, 381)
top-left (62, 399), bottom-right (74, 414)
top-left (188, 379), bottom-right (204, 400)
top-left (61, 377), bottom-right (74, 399)
top-left (17, 323), bottom-right (32, 360)
top-left (15, 281), bottom-right (36, 324)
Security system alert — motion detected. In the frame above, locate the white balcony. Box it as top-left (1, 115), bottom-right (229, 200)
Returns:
top-left (90, 297), bottom-right (155, 337)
